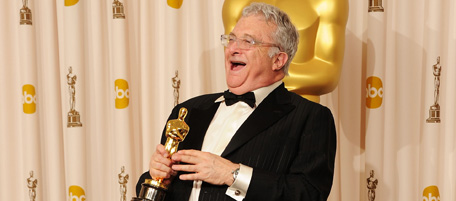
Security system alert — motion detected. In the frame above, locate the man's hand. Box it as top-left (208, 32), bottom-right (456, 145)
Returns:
top-left (171, 150), bottom-right (240, 186)
top-left (149, 144), bottom-right (176, 185)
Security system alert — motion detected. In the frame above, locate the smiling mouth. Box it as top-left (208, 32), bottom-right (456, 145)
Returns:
top-left (231, 61), bottom-right (246, 70)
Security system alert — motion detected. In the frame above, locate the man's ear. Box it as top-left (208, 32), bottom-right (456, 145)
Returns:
top-left (272, 52), bottom-right (288, 71)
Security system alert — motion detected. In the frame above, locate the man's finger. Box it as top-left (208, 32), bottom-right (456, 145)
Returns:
top-left (172, 164), bottom-right (197, 173)
top-left (156, 144), bottom-right (170, 158)
top-left (153, 154), bottom-right (173, 167)
top-left (172, 152), bottom-right (200, 164)
top-left (178, 172), bottom-right (200, 181)
top-left (149, 170), bottom-right (169, 180)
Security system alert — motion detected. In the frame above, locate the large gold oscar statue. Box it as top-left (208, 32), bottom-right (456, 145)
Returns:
top-left (222, 0), bottom-right (348, 103)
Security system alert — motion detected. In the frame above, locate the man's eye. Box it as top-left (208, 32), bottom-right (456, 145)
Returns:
top-left (242, 39), bottom-right (254, 45)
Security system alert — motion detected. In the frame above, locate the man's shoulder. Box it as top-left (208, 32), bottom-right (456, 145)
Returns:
top-left (286, 90), bottom-right (332, 114)
top-left (178, 92), bottom-right (223, 108)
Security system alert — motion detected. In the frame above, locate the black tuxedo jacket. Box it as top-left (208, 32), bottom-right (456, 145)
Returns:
top-left (136, 84), bottom-right (336, 201)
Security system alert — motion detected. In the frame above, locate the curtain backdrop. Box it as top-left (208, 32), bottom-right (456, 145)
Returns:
top-left (1, 0), bottom-right (455, 201)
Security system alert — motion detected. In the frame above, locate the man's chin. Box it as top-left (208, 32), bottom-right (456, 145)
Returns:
top-left (226, 77), bottom-right (244, 88)
top-left (226, 81), bottom-right (255, 95)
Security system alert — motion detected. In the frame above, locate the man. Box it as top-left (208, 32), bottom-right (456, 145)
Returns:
top-left (136, 3), bottom-right (336, 201)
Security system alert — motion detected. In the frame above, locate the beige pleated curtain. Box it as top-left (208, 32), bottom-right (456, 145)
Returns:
top-left (0, 0), bottom-right (455, 201)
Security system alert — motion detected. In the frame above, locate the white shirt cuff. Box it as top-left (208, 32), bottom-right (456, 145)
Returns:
top-left (225, 164), bottom-right (253, 201)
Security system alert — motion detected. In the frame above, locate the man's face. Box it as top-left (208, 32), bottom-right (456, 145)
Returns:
top-left (225, 15), bottom-right (283, 95)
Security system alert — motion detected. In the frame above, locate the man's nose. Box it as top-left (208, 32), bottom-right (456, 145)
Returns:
top-left (226, 41), bottom-right (241, 54)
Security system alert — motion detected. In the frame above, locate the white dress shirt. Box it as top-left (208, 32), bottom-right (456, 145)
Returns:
top-left (188, 81), bottom-right (283, 201)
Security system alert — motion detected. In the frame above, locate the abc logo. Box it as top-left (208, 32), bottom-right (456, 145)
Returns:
top-left (423, 185), bottom-right (440, 201)
top-left (115, 79), bottom-right (129, 109)
top-left (22, 84), bottom-right (36, 114)
top-left (65, 0), bottom-right (79, 6)
top-left (366, 76), bottom-right (383, 109)
top-left (168, 0), bottom-right (184, 9)
top-left (69, 185), bottom-right (86, 201)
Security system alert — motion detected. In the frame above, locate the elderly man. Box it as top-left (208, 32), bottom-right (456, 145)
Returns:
top-left (136, 3), bottom-right (336, 201)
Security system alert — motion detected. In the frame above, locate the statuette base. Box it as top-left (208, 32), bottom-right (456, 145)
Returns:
top-left (426, 105), bottom-right (440, 123)
top-left (132, 182), bottom-right (166, 201)
top-left (68, 111), bottom-right (83, 127)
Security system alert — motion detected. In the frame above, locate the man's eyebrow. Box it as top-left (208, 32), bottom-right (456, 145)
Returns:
top-left (243, 34), bottom-right (254, 38)
top-left (229, 33), bottom-right (254, 38)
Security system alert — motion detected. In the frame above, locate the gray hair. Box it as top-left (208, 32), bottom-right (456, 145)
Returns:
top-left (242, 2), bottom-right (299, 75)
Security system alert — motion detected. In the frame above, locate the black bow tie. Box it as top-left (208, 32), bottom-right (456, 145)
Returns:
top-left (223, 90), bottom-right (256, 108)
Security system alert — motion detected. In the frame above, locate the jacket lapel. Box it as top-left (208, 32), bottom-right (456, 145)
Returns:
top-left (180, 99), bottom-right (221, 151)
top-left (221, 84), bottom-right (295, 157)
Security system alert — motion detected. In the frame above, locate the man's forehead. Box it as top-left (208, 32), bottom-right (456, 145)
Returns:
top-left (231, 16), bottom-right (275, 39)
top-left (229, 32), bottom-right (255, 38)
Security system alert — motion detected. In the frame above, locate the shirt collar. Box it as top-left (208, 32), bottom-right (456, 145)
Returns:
top-left (215, 80), bottom-right (283, 106)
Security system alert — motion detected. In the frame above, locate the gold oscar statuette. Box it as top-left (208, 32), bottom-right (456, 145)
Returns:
top-left (132, 107), bottom-right (190, 201)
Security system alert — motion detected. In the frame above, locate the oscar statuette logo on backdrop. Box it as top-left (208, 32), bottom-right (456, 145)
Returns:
top-left (366, 170), bottom-right (378, 201)
top-left (20, 0), bottom-right (32, 25)
top-left (368, 0), bottom-right (385, 12)
top-left (426, 56), bottom-right (442, 123)
top-left (67, 66), bottom-right (82, 127)
top-left (119, 166), bottom-right (129, 201)
top-left (27, 171), bottom-right (38, 201)
top-left (112, 0), bottom-right (125, 19)
top-left (172, 70), bottom-right (180, 106)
